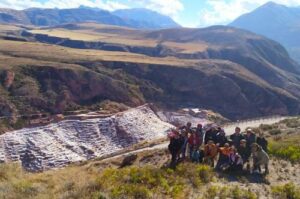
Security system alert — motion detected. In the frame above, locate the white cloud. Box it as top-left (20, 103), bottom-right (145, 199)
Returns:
top-left (0, 0), bottom-right (129, 10)
top-left (198, 0), bottom-right (300, 27)
top-left (129, 0), bottom-right (184, 20)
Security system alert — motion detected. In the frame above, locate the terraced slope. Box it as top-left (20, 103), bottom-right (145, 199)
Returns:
top-left (0, 105), bottom-right (173, 171)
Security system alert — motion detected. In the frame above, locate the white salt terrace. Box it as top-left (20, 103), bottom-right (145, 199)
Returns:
top-left (0, 105), bottom-right (173, 171)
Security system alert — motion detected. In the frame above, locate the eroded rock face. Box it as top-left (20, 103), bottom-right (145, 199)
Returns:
top-left (3, 70), bottom-right (15, 89)
top-left (0, 105), bottom-right (173, 171)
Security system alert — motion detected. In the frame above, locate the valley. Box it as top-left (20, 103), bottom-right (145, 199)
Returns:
top-left (1, 22), bottom-right (300, 134)
top-left (0, 3), bottom-right (300, 199)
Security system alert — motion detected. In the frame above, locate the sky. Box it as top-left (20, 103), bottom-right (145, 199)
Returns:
top-left (0, 0), bottom-right (300, 27)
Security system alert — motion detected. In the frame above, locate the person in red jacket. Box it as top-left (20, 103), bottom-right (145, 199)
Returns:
top-left (188, 131), bottom-right (200, 159)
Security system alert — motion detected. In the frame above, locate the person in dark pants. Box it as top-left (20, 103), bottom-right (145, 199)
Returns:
top-left (196, 124), bottom-right (204, 145)
top-left (230, 127), bottom-right (244, 148)
top-left (179, 122), bottom-right (192, 160)
top-left (229, 147), bottom-right (243, 173)
top-left (256, 131), bottom-right (268, 152)
top-left (188, 131), bottom-right (201, 160)
top-left (168, 129), bottom-right (184, 169)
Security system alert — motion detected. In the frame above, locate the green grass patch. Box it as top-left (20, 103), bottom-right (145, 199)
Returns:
top-left (204, 185), bottom-right (258, 199)
top-left (98, 163), bottom-right (214, 199)
top-left (272, 183), bottom-right (300, 199)
top-left (269, 141), bottom-right (300, 163)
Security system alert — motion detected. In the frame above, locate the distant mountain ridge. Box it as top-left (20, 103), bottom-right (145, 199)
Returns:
top-left (229, 1), bottom-right (300, 63)
top-left (0, 6), bottom-right (179, 29)
top-left (113, 8), bottom-right (180, 29)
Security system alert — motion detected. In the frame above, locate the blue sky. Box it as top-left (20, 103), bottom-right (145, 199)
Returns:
top-left (1, 0), bottom-right (300, 27)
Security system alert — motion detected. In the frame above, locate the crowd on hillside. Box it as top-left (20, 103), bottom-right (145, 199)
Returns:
top-left (168, 122), bottom-right (269, 175)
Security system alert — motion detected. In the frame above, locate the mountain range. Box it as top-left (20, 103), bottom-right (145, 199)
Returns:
top-left (0, 6), bottom-right (179, 29)
top-left (230, 1), bottom-right (300, 63)
top-left (0, 22), bottom-right (300, 130)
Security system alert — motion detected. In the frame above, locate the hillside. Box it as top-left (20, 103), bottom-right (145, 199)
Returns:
top-left (0, 117), bottom-right (299, 199)
top-left (229, 2), bottom-right (300, 63)
top-left (0, 23), bottom-right (300, 131)
top-left (0, 7), bottom-right (179, 29)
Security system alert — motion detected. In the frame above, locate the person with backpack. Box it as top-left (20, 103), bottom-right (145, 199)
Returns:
top-left (230, 127), bottom-right (244, 148)
top-left (168, 129), bottom-right (184, 169)
top-left (256, 131), bottom-right (268, 152)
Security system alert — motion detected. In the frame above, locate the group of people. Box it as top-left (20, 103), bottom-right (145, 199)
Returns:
top-left (168, 122), bottom-right (269, 175)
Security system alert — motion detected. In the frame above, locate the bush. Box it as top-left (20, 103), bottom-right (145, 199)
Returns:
top-left (204, 185), bottom-right (257, 199)
top-left (269, 129), bottom-right (282, 135)
top-left (98, 163), bottom-right (214, 199)
top-left (272, 183), bottom-right (300, 199)
top-left (259, 124), bottom-right (274, 131)
top-left (269, 142), bottom-right (300, 163)
top-left (281, 118), bottom-right (300, 128)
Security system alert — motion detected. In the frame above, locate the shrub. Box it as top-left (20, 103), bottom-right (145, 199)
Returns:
top-left (204, 185), bottom-right (257, 199)
top-left (259, 124), bottom-right (274, 131)
top-left (269, 142), bottom-right (300, 163)
top-left (272, 183), bottom-right (300, 199)
top-left (97, 163), bottom-right (214, 199)
top-left (269, 129), bottom-right (282, 135)
top-left (281, 118), bottom-right (300, 128)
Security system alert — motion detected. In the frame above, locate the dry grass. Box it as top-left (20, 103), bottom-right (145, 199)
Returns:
top-left (0, 39), bottom-right (198, 67)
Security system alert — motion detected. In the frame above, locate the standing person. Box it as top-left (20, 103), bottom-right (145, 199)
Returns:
top-left (188, 131), bottom-right (201, 160)
top-left (168, 129), bottom-right (184, 169)
top-left (196, 124), bottom-right (204, 146)
top-left (245, 129), bottom-right (256, 153)
top-left (230, 127), bottom-right (244, 148)
top-left (204, 140), bottom-right (218, 167)
top-left (256, 132), bottom-right (268, 152)
top-left (179, 122), bottom-right (192, 160)
top-left (204, 126), bottom-right (218, 144)
top-left (237, 139), bottom-right (251, 171)
top-left (215, 129), bottom-right (228, 147)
